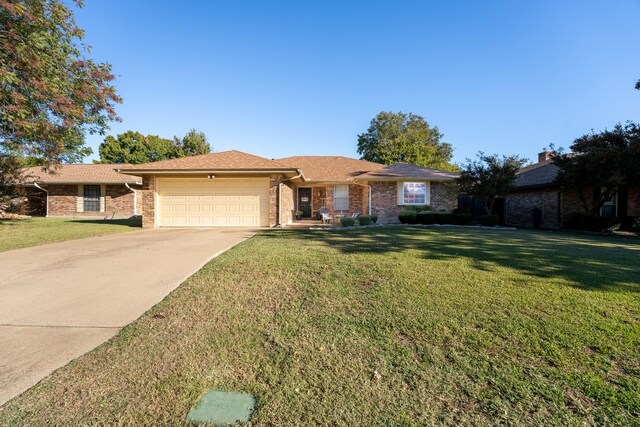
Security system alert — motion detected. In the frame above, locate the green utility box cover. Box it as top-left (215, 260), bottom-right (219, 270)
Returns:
top-left (187, 390), bottom-right (255, 425)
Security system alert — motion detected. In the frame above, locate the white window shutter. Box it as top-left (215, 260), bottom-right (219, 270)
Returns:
top-left (100, 184), bottom-right (106, 212)
top-left (77, 184), bottom-right (84, 212)
top-left (425, 181), bottom-right (431, 205)
top-left (397, 182), bottom-right (404, 205)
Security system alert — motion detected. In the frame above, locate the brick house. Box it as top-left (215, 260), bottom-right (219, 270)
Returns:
top-left (505, 152), bottom-right (640, 228)
top-left (21, 165), bottom-right (142, 218)
top-left (115, 150), bottom-right (459, 228)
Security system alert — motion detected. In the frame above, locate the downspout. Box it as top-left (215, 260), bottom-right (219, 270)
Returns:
top-left (124, 183), bottom-right (138, 216)
top-left (33, 182), bottom-right (48, 217)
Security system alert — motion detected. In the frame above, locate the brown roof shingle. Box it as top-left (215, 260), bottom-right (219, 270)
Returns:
top-left (22, 164), bottom-right (141, 184)
top-left (119, 150), bottom-right (296, 172)
top-left (277, 156), bottom-right (384, 182)
top-left (514, 160), bottom-right (559, 188)
top-left (355, 163), bottom-right (459, 181)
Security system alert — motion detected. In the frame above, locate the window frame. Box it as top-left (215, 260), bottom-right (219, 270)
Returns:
top-left (333, 184), bottom-right (349, 211)
top-left (83, 185), bottom-right (101, 212)
top-left (400, 181), bottom-right (429, 205)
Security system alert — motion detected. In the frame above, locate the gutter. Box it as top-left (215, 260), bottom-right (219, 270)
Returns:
top-left (124, 183), bottom-right (138, 216)
top-left (33, 182), bottom-right (48, 217)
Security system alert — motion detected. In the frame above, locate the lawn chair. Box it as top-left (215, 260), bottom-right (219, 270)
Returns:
top-left (319, 207), bottom-right (333, 224)
top-left (351, 211), bottom-right (360, 219)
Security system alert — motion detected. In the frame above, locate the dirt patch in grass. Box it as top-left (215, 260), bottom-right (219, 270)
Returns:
top-left (0, 227), bottom-right (638, 426)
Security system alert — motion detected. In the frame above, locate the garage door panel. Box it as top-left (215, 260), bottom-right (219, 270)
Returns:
top-left (157, 178), bottom-right (269, 227)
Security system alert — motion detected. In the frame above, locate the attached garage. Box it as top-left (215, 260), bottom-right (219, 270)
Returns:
top-left (157, 177), bottom-right (270, 227)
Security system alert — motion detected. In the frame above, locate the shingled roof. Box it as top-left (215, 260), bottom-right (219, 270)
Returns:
top-left (119, 150), bottom-right (298, 173)
top-left (276, 156), bottom-right (385, 182)
top-left (355, 163), bottom-right (459, 181)
top-left (513, 159), bottom-right (559, 188)
top-left (22, 164), bottom-right (141, 184)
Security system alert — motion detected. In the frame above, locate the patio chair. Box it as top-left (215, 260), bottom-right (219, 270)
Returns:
top-left (351, 211), bottom-right (360, 219)
top-left (319, 207), bottom-right (333, 224)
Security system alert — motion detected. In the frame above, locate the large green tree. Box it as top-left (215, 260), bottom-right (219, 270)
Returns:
top-left (357, 111), bottom-right (455, 171)
top-left (97, 129), bottom-right (211, 164)
top-left (456, 152), bottom-right (528, 214)
top-left (552, 122), bottom-right (640, 214)
top-left (1, 0), bottom-right (120, 205)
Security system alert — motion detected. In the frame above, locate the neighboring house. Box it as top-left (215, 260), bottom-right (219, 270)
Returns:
top-left (20, 164), bottom-right (142, 218)
top-left (504, 152), bottom-right (640, 228)
top-left (116, 150), bottom-right (459, 228)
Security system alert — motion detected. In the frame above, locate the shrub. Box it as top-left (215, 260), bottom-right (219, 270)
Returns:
top-left (357, 216), bottom-right (373, 226)
top-left (340, 217), bottom-right (356, 227)
top-left (565, 213), bottom-right (620, 232)
top-left (532, 207), bottom-right (542, 228)
top-left (416, 211), bottom-right (435, 225)
top-left (404, 205), bottom-right (432, 212)
top-left (398, 209), bottom-right (417, 224)
top-left (452, 208), bottom-right (469, 215)
top-left (433, 212), bottom-right (454, 224)
top-left (453, 212), bottom-right (472, 225)
top-left (479, 214), bottom-right (499, 226)
top-left (620, 216), bottom-right (638, 232)
top-left (370, 215), bottom-right (378, 224)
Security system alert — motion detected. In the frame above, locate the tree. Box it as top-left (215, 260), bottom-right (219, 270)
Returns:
top-left (635, 80), bottom-right (640, 90)
top-left (552, 122), bottom-right (640, 214)
top-left (173, 129), bottom-right (210, 157)
top-left (97, 129), bottom-right (211, 164)
top-left (0, 0), bottom-right (120, 165)
top-left (456, 152), bottom-right (528, 214)
top-left (357, 111), bottom-right (456, 171)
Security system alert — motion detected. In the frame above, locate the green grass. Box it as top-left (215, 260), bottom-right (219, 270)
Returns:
top-left (0, 217), bottom-right (142, 252)
top-left (0, 227), bottom-right (638, 426)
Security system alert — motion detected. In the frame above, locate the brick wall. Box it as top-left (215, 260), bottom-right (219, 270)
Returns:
top-left (370, 181), bottom-right (398, 223)
top-left (505, 188), bottom-right (561, 228)
top-left (141, 176), bottom-right (156, 228)
top-left (369, 180), bottom-right (458, 224)
top-left (45, 184), bottom-right (139, 218)
top-left (628, 187), bottom-right (640, 216)
top-left (279, 181), bottom-right (295, 225)
top-left (430, 181), bottom-right (457, 211)
top-left (303, 184), bottom-right (368, 218)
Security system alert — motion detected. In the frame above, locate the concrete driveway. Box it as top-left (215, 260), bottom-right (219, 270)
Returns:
top-left (0, 228), bottom-right (255, 405)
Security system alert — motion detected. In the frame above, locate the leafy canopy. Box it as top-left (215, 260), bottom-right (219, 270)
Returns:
top-left (357, 111), bottom-right (456, 171)
top-left (0, 0), bottom-right (121, 164)
top-left (97, 129), bottom-right (211, 164)
top-left (457, 152), bottom-right (528, 214)
top-left (552, 122), bottom-right (640, 213)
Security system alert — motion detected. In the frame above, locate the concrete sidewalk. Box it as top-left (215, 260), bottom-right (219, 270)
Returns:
top-left (0, 228), bottom-right (254, 405)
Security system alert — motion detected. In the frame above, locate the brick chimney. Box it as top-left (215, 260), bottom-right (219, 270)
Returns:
top-left (538, 151), bottom-right (553, 163)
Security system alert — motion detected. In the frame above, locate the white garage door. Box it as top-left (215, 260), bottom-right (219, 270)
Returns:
top-left (157, 177), bottom-right (270, 227)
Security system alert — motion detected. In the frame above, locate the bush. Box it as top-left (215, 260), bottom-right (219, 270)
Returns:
top-left (620, 216), bottom-right (638, 232)
top-left (433, 212), bottom-right (454, 224)
top-left (532, 207), bottom-right (542, 228)
top-left (370, 215), bottom-right (378, 224)
top-left (479, 214), bottom-right (499, 226)
top-left (453, 212), bottom-right (472, 225)
top-left (398, 209), bottom-right (417, 224)
top-left (340, 217), bottom-right (356, 227)
top-left (357, 216), bottom-right (373, 226)
top-left (403, 205), bottom-right (432, 212)
top-left (564, 213), bottom-right (620, 232)
top-left (452, 208), bottom-right (469, 215)
top-left (416, 211), bottom-right (435, 225)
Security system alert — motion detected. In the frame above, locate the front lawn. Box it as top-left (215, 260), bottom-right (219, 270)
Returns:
top-left (0, 217), bottom-right (142, 252)
top-left (0, 227), bottom-right (638, 426)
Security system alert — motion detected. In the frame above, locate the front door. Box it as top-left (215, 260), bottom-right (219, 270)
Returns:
top-left (297, 188), bottom-right (312, 218)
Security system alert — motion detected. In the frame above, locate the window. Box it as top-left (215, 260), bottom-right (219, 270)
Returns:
top-left (402, 182), bottom-right (428, 205)
top-left (83, 185), bottom-right (101, 212)
top-left (600, 188), bottom-right (617, 217)
top-left (334, 185), bottom-right (349, 211)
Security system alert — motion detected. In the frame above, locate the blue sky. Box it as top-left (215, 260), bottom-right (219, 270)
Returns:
top-left (75, 0), bottom-right (640, 165)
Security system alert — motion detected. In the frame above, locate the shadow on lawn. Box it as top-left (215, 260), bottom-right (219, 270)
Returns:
top-left (68, 217), bottom-right (142, 228)
top-left (268, 227), bottom-right (640, 294)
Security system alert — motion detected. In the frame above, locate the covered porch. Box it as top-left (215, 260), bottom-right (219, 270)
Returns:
top-left (293, 183), bottom-right (370, 223)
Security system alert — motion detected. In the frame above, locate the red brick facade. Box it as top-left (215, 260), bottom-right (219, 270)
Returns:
top-left (141, 176), bottom-right (156, 228)
top-left (30, 183), bottom-right (141, 218)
